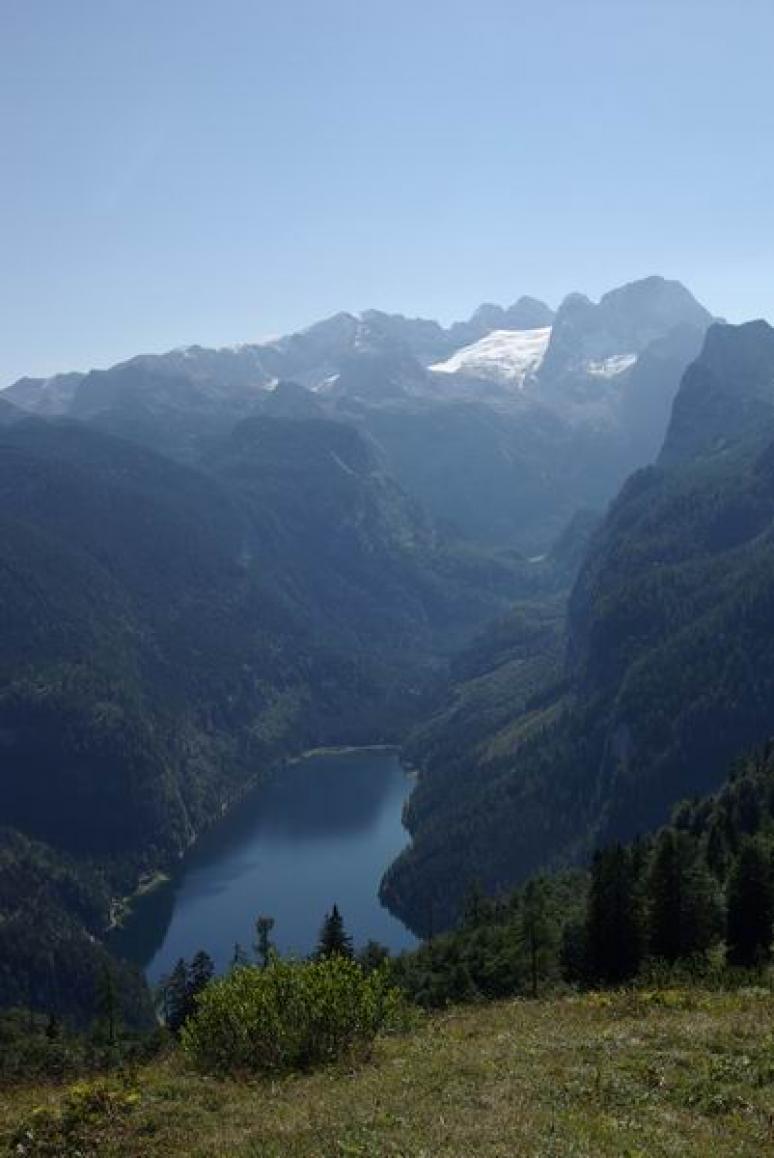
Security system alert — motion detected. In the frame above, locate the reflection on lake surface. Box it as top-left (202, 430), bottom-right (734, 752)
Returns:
top-left (111, 748), bottom-right (416, 981)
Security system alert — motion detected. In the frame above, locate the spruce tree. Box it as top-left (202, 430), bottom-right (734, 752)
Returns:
top-left (520, 879), bottom-right (552, 998)
top-left (461, 880), bottom-right (490, 928)
top-left (647, 829), bottom-right (720, 962)
top-left (165, 958), bottom-right (191, 1034)
top-left (254, 915), bottom-right (275, 968)
top-left (585, 844), bottom-right (644, 984)
top-left (559, 919), bottom-right (588, 985)
top-left (356, 940), bottom-right (390, 974)
top-left (231, 942), bottom-right (250, 970)
top-left (316, 904), bottom-right (353, 959)
top-left (706, 821), bottom-right (730, 881)
top-left (189, 950), bottom-right (215, 1003)
top-left (726, 838), bottom-right (774, 967)
top-left (94, 964), bottom-right (118, 1045)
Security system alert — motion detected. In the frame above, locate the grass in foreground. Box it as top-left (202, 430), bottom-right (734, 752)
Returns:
top-left (4, 989), bottom-right (774, 1156)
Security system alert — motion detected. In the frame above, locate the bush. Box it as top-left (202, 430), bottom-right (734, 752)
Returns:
top-left (10, 1079), bottom-right (141, 1156)
top-left (0, 1009), bottom-right (166, 1084)
top-left (180, 956), bottom-right (405, 1075)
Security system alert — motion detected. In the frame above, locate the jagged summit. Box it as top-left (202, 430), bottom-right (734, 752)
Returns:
top-left (538, 275), bottom-right (713, 386)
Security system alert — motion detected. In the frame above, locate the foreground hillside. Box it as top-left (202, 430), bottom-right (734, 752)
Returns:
top-left (5, 990), bottom-right (774, 1156)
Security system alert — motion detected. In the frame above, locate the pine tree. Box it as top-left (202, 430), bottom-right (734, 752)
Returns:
top-left (316, 904), bottom-right (353, 959)
top-left (559, 919), bottom-right (587, 984)
top-left (189, 950), bottom-right (215, 1005)
top-left (94, 964), bottom-right (118, 1045)
top-left (231, 942), bottom-right (250, 970)
top-left (585, 844), bottom-right (644, 984)
top-left (726, 838), bottom-right (774, 967)
top-left (647, 829), bottom-right (721, 962)
top-left (165, 958), bottom-right (191, 1034)
top-left (254, 915), bottom-right (275, 968)
top-left (520, 878), bottom-right (552, 998)
top-left (461, 880), bottom-right (490, 928)
top-left (357, 940), bottom-right (390, 974)
top-left (706, 821), bottom-right (730, 881)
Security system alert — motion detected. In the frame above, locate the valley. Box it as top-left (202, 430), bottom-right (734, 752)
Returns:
top-left (4, 274), bottom-right (774, 1039)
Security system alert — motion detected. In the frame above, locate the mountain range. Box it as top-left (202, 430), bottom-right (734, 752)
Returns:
top-left (3, 276), bottom-right (714, 551)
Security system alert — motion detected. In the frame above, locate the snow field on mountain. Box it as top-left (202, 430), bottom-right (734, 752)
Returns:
top-left (429, 327), bottom-right (552, 386)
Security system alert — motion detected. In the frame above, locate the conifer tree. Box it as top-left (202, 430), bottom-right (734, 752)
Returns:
top-left (231, 942), bottom-right (250, 970)
top-left (726, 838), bottom-right (774, 967)
top-left (647, 829), bottom-right (720, 962)
top-left (356, 940), bottom-right (390, 974)
top-left (254, 915), bottom-right (276, 968)
top-left (706, 820), bottom-right (730, 881)
top-left (520, 878), bottom-right (552, 998)
top-left (316, 904), bottom-right (353, 959)
top-left (95, 964), bottom-right (118, 1045)
top-left (585, 844), bottom-right (644, 984)
top-left (189, 950), bottom-right (215, 1004)
top-left (559, 918), bottom-right (588, 984)
top-left (461, 880), bottom-right (490, 928)
top-left (165, 958), bottom-right (191, 1034)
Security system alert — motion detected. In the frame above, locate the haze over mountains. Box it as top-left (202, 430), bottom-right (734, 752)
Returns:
top-left (4, 276), bottom-right (714, 552)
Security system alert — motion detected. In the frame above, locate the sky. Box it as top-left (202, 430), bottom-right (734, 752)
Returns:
top-left (1, 0), bottom-right (773, 385)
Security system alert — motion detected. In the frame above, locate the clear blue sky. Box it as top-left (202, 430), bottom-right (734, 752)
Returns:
top-left (2, 0), bottom-right (773, 385)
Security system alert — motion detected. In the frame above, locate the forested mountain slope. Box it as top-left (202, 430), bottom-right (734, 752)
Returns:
top-left (383, 320), bottom-right (774, 933)
top-left (0, 416), bottom-right (524, 1021)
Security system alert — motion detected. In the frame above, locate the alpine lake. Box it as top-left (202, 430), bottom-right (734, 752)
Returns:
top-left (111, 747), bottom-right (416, 981)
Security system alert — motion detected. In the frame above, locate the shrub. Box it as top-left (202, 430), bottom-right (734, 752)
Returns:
top-left (0, 1009), bottom-right (166, 1084)
top-left (180, 956), bottom-right (405, 1075)
top-left (10, 1079), bottom-right (140, 1156)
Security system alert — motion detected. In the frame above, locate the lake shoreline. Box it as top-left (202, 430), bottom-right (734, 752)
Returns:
top-left (115, 745), bottom-right (416, 977)
top-left (108, 870), bottom-right (171, 932)
top-left (287, 742), bottom-right (400, 764)
top-left (108, 742), bottom-right (411, 936)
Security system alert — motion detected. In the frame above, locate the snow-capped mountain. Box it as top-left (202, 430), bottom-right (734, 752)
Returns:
top-left (429, 327), bottom-right (552, 386)
top-left (0, 277), bottom-right (716, 551)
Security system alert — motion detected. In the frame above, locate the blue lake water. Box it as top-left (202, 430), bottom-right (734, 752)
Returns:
top-left (112, 747), bottom-right (416, 981)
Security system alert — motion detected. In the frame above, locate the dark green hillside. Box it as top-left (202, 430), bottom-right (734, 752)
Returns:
top-left (0, 417), bottom-right (524, 1021)
top-left (392, 739), bottom-right (774, 1009)
top-left (381, 597), bottom-right (568, 931)
top-left (385, 321), bottom-right (774, 933)
top-left (209, 415), bottom-right (522, 654)
top-left (0, 829), bottom-right (151, 1027)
